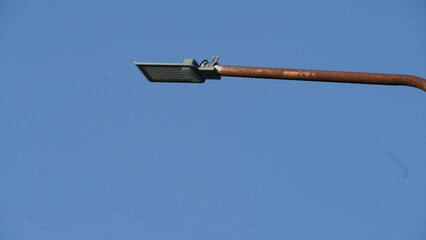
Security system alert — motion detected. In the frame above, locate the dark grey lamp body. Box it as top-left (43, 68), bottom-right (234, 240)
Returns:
top-left (135, 59), bottom-right (221, 83)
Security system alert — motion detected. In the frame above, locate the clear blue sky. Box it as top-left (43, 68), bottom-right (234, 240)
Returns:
top-left (1, 0), bottom-right (425, 239)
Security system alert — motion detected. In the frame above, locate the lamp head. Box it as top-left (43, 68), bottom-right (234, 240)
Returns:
top-left (135, 57), bottom-right (221, 83)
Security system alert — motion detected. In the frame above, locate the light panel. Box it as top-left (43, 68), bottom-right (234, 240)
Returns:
top-left (135, 59), bottom-right (205, 83)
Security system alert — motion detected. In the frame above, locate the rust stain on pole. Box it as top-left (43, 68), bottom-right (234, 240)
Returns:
top-left (216, 65), bottom-right (426, 92)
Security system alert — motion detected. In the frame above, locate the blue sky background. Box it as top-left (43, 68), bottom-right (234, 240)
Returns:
top-left (1, 0), bottom-right (425, 239)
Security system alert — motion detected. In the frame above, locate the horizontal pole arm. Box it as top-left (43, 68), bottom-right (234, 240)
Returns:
top-left (216, 65), bottom-right (426, 92)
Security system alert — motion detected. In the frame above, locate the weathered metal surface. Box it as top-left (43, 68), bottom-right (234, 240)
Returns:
top-left (216, 65), bottom-right (426, 91)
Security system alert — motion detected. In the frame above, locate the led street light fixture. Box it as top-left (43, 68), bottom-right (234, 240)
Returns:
top-left (135, 57), bottom-right (221, 83)
top-left (135, 57), bottom-right (426, 91)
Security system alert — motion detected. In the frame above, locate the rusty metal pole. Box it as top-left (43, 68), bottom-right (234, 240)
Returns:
top-left (215, 65), bottom-right (426, 92)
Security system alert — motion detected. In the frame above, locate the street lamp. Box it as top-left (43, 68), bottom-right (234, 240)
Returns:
top-left (134, 57), bottom-right (220, 83)
top-left (135, 57), bottom-right (426, 92)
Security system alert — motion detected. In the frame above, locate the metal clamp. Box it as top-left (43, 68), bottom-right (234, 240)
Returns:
top-left (198, 56), bottom-right (221, 80)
